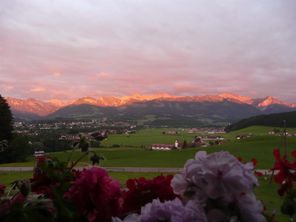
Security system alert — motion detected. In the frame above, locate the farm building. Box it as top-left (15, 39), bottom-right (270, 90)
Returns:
top-left (151, 144), bottom-right (175, 151)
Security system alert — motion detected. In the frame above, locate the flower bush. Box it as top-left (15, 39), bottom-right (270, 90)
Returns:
top-left (114, 151), bottom-right (266, 222)
top-left (0, 150), bottom-right (271, 222)
top-left (65, 167), bottom-right (122, 222)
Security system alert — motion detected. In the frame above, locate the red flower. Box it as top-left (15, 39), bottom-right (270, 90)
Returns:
top-left (31, 156), bottom-right (76, 198)
top-left (65, 167), bottom-right (122, 222)
top-left (36, 156), bottom-right (46, 167)
top-left (0, 184), bottom-right (5, 197)
top-left (251, 158), bottom-right (257, 167)
top-left (272, 148), bottom-right (296, 196)
top-left (11, 193), bottom-right (26, 205)
top-left (0, 193), bottom-right (26, 216)
top-left (122, 175), bottom-right (177, 214)
top-left (254, 171), bottom-right (264, 177)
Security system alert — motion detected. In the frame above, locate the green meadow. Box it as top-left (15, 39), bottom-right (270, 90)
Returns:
top-left (1, 126), bottom-right (296, 169)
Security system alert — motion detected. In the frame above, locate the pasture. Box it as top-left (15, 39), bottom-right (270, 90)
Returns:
top-left (1, 126), bottom-right (296, 169)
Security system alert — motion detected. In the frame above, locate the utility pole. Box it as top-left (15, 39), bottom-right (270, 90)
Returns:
top-left (283, 120), bottom-right (287, 159)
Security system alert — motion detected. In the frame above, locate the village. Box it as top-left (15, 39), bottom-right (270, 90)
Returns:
top-left (152, 129), bottom-right (227, 151)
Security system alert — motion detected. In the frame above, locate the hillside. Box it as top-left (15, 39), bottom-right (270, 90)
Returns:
top-left (225, 111), bottom-right (296, 132)
top-left (7, 93), bottom-right (296, 126)
top-left (47, 100), bottom-right (262, 127)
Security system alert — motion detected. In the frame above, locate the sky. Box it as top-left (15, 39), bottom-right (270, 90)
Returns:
top-left (0, 0), bottom-right (296, 101)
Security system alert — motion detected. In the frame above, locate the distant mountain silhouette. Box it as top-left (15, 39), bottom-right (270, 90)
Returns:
top-left (7, 93), bottom-right (296, 126)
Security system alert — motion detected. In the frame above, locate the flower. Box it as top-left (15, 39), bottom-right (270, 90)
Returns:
top-left (140, 198), bottom-right (185, 222)
top-left (123, 175), bottom-right (176, 213)
top-left (31, 156), bottom-right (76, 198)
top-left (272, 148), bottom-right (296, 196)
top-left (0, 193), bottom-right (26, 217)
top-left (112, 214), bottom-right (140, 222)
top-left (65, 167), bottom-right (122, 222)
top-left (171, 151), bottom-right (266, 222)
top-left (172, 151), bottom-right (258, 199)
top-left (237, 192), bottom-right (266, 222)
top-left (114, 198), bottom-right (206, 222)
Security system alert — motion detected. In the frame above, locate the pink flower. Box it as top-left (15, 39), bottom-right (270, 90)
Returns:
top-left (65, 167), bottom-right (122, 222)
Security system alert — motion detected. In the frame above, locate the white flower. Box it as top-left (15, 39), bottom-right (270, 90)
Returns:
top-left (183, 200), bottom-right (207, 222)
top-left (112, 214), bottom-right (140, 222)
top-left (140, 198), bottom-right (184, 222)
top-left (171, 151), bottom-right (266, 222)
top-left (172, 151), bottom-right (258, 200)
top-left (119, 198), bottom-right (207, 222)
top-left (236, 193), bottom-right (266, 222)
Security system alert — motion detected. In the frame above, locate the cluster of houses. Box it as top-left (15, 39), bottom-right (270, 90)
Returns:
top-left (59, 130), bottom-right (109, 143)
top-left (13, 120), bottom-right (137, 137)
top-left (235, 133), bottom-right (253, 140)
top-left (268, 129), bottom-right (296, 137)
top-left (151, 135), bottom-right (226, 151)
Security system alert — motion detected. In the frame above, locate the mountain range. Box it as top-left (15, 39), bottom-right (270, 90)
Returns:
top-left (6, 93), bottom-right (296, 126)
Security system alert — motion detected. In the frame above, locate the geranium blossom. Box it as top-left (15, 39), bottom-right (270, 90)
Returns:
top-left (171, 151), bottom-right (266, 222)
top-left (272, 148), bottom-right (296, 196)
top-left (31, 156), bottom-right (77, 198)
top-left (0, 193), bottom-right (26, 216)
top-left (114, 198), bottom-right (206, 222)
top-left (65, 167), bottom-right (122, 222)
top-left (172, 151), bottom-right (258, 198)
top-left (237, 192), bottom-right (266, 222)
top-left (123, 175), bottom-right (176, 213)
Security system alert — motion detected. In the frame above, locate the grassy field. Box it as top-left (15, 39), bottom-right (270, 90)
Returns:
top-left (100, 128), bottom-right (197, 148)
top-left (0, 138), bottom-right (295, 169)
top-left (0, 170), bottom-right (290, 221)
top-left (255, 178), bottom-right (288, 221)
top-left (1, 126), bottom-right (296, 169)
top-left (100, 126), bottom-right (296, 146)
top-left (0, 171), bottom-right (33, 186)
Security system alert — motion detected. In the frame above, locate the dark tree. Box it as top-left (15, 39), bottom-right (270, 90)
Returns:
top-left (75, 135), bottom-right (89, 152)
top-left (1, 135), bottom-right (32, 163)
top-left (182, 140), bottom-right (188, 149)
top-left (0, 94), bottom-right (13, 141)
top-left (90, 153), bottom-right (105, 166)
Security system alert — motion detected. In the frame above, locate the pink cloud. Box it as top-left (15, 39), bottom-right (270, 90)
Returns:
top-left (30, 87), bottom-right (46, 92)
top-left (52, 72), bottom-right (62, 77)
top-left (90, 72), bottom-right (112, 80)
top-left (0, 0), bottom-right (295, 102)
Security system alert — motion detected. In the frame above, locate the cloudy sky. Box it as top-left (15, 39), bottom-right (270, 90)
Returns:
top-left (0, 0), bottom-right (295, 101)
